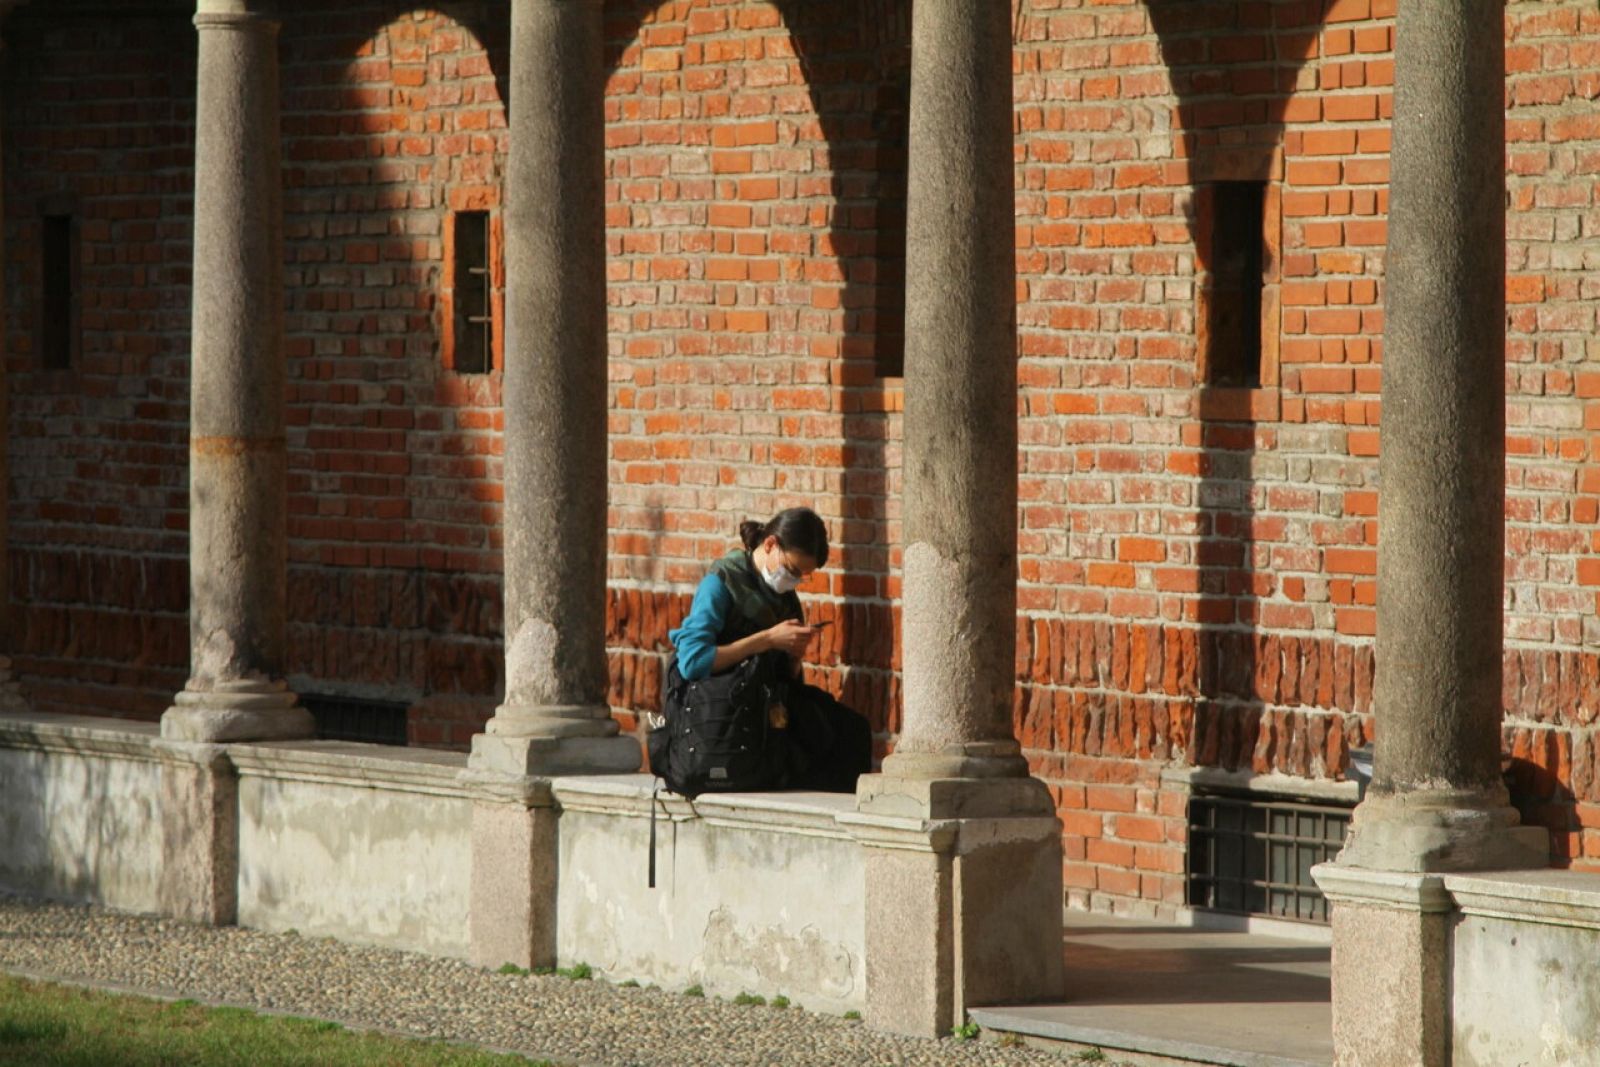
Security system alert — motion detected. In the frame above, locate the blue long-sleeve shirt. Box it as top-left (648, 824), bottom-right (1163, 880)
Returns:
top-left (667, 572), bottom-right (734, 681)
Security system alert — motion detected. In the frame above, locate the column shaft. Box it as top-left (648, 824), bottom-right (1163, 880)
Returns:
top-left (163, 1), bottom-right (309, 742)
top-left (1373, 0), bottom-right (1505, 800)
top-left (886, 0), bottom-right (1023, 781)
top-left (470, 0), bottom-right (636, 775)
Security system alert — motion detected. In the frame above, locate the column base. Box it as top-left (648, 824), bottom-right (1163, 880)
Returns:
top-left (857, 767), bottom-right (1053, 820)
top-left (469, 703), bottom-right (640, 776)
top-left (846, 773), bottom-right (1064, 1037)
top-left (1336, 790), bottom-right (1550, 873)
top-left (878, 741), bottom-right (1031, 784)
top-left (1313, 789), bottom-right (1552, 1066)
top-left (155, 740), bottom-right (238, 925)
top-left (1311, 865), bottom-right (1452, 1067)
top-left (161, 679), bottom-right (315, 743)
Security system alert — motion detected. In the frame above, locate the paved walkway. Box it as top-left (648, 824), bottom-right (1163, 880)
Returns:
top-left (974, 914), bottom-right (1332, 1067)
top-left (0, 892), bottom-right (1071, 1067)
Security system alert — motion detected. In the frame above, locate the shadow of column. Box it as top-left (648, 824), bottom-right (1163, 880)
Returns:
top-left (1144, 1), bottom-right (1345, 785)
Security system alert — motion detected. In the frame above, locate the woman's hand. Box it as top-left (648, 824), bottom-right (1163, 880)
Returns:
top-left (764, 619), bottom-right (815, 657)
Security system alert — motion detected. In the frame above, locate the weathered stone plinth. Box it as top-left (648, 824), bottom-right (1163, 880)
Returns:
top-left (470, 701), bottom-right (641, 778)
top-left (156, 740), bottom-right (238, 925)
top-left (846, 774), bottom-right (1064, 1037)
top-left (465, 715), bottom-right (637, 968)
top-left (469, 732), bottom-right (640, 778)
top-left (1312, 866), bottom-right (1451, 1067)
top-left (458, 771), bottom-right (560, 970)
top-left (1316, 794), bottom-right (1548, 1066)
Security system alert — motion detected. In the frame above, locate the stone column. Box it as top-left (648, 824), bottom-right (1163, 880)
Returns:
top-left (850, 0), bottom-right (1062, 1037)
top-left (467, 0), bottom-right (636, 780)
top-left (1313, 4), bottom-right (1545, 1065)
top-left (158, 0), bottom-right (310, 925)
top-left (464, 0), bottom-right (637, 972)
top-left (162, 0), bottom-right (308, 745)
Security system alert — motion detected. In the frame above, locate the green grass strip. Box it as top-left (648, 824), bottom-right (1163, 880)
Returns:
top-left (0, 973), bottom-right (553, 1067)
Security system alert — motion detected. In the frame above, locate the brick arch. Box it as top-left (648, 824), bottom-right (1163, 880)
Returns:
top-left (275, 2), bottom-right (513, 745)
top-left (597, 1), bottom-right (912, 740)
top-left (1008, 2), bottom-right (1355, 912)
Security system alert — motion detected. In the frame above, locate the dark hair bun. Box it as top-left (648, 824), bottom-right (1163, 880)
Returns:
top-left (735, 509), bottom-right (829, 568)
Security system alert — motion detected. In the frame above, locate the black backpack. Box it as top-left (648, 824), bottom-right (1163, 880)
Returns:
top-left (647, 652), bottom-right (788, 799)
top-left (645, 652), bottom-right (793, 889)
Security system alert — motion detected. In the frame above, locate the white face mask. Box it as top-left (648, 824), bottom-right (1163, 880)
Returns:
top-left (761, 553), bottom-right (802, 595)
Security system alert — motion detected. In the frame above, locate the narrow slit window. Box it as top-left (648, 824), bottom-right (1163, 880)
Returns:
top-left (870, 48), bottom-right (910, 379)
top-left (1203, 181), bottom-right (1266, 388)
top-left (41, 214), bottom-right (75, 371)
top-left (452, 210), bottom-right (492, 374)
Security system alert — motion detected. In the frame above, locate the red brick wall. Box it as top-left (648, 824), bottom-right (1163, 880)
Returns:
top-left (8, 0), bottom-right (1600, 912)
top-left (3, 5), bottom-right (196, 719)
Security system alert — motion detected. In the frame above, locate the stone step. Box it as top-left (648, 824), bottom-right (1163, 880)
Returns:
top-left (969, 1006), bottom-right (1328, 1067)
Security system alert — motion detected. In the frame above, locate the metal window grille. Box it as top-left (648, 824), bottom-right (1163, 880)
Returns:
top-left (300, 693), bottom-right (409, 747)
top-left (1187, 792), bottom-right (1351, 924)
top-left (452, 210), bottom-right (492, 374)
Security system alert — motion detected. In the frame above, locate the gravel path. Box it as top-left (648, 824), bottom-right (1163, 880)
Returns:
top-left (0, 891), bottom-right (1070, 1067)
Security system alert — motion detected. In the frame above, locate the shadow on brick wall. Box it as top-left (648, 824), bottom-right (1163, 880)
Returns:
top-left (1148, 0), bottom-right (1371, 787)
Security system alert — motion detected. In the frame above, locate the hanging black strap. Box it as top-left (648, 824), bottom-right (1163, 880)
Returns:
top-left (648, 782), bottom-right (660, 889)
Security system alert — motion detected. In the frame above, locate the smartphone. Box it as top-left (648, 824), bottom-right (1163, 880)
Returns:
top-left (808, 619), bottom-right (833, 629)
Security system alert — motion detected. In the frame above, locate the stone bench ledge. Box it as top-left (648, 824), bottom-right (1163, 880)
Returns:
top-left (552, 773), bottom-right (858, 839)
top-left (1443, 868), bottom-right (1600, 929)
top-left (227, 739), bottom-right (471, 799)
top-left (0, 709), bottom-right (162, 762)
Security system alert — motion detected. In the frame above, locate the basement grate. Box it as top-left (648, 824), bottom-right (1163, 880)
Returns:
top-left (299, 693), bottom-right (409, 747)
top-left (1187, 791), bottom-right (1351, 924)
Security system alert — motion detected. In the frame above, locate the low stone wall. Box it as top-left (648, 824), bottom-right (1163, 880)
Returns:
top-left (0, 712), bottom-right (874, 1010)
top-left (230, 740), bottom-right (474, 959)
top-left (553, 775), bottom-right (867, 1014)
top-left (1446, 870), bottom-right (1600, 1067)
top-left (1316, 862), bottom-right (1600, 1067)
top-left (1, 711), bottom-right (1064, 1033)
top-left (0, 711), bottom-right (165, 912)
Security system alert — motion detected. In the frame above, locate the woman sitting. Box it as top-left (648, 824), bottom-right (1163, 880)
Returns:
top-left (665, 507), bottom-right (872, 792)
